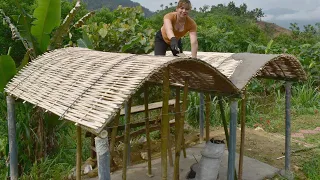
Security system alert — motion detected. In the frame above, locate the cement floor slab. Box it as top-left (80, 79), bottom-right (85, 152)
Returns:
top-left (87, 143), bottom-right (279, 180)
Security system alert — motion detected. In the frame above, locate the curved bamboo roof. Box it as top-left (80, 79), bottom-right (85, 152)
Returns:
top-left (5, 47), bottom-right (238, 134)
top-left (164, 51), bottom-right (307, 90)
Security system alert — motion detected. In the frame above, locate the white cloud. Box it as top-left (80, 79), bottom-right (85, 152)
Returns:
top-left (262, 6), bottom-right (320, 21)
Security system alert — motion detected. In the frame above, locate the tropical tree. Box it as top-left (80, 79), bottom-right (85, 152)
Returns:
top-left (160, 4), bottom-right (164, 10)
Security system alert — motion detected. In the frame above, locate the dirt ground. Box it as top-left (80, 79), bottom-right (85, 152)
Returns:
top-left (84, 126), bottom-right (313, 179)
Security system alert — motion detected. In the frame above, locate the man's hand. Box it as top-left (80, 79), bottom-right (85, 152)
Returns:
top-left (170, 37), bottom-right (180, 56)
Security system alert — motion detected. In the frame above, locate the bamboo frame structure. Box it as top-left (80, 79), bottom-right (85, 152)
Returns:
top-left (161, 67), bottom-right (170, 180)
top-left (4, 47), bottom-right (307, 180)
top-left (144, 84), bottom-right (153, 177)
top-left (205, 93), bottom-right (210, 142)
top-left (238, 90), bottom-right (247, 180)
top-left (76, 126), bottom-right (82, 180)
top-left (122, 99), bottom-right (132, 180)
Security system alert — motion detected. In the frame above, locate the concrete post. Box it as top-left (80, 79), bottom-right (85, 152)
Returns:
top-left (285, 82), bottom-right (292, 179)
top-left (7, 96), bottom-right (18, 180)
top-left (95, 132), bottom-right (111, 180)
top-left (227, 101), bottom-right (238, 180)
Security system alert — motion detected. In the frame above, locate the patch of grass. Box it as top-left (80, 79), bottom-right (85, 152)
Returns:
top-left (302, 152), bottom-right (320, 180)
top-left (304, 133), bottom-right (320, 145)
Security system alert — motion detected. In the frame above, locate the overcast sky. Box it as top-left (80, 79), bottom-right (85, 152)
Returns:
top-left (132, 0), bottom-right (320, 28)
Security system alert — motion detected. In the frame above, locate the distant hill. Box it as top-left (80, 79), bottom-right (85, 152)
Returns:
top-left (81, 0), bottom-right (154, 17)
top-left (256, 21), bottom-right (291, 38)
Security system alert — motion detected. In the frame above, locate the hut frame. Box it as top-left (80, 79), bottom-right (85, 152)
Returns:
top-left (5, 47), bottom-right (306, 180)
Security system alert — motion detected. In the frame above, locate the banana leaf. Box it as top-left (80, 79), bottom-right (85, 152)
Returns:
top-left (31, 0), bottom-right (61, 53)
top-left (0, 55), bottom-right (17, 92)
top-left (50, 1), bottom-right (81, 49)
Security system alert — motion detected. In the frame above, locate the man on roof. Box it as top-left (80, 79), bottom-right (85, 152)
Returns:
top-left (154, 0), bottom-right (198, 58)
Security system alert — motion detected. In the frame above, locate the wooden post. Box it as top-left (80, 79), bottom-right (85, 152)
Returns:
top-left (173, 77), bottom-right (189, 180)
top-left (181, 78), bottom-right (189, 159)
top-left (95, 130), bottom-right (111, 180)
top-left (122, 99), bottom-right (132, 180)
top-left (228, 100), bottom-right (238, 180)
top-left (7, 96), bottom-right (18, 180)
top-left (76, 126), bottom-right (82, 180)
top-left (110, 111), bottom-right (120, 166)
top-left (238, 90), bottom-right (246, 180)
top-left (161, 67), bottom-right (170, 180)
top-left (144, 84), bottom-right (153, 177)
top-left (199, 93), bottom-right (205, 142)
top-left (205, 93), bottom-right (210, 142)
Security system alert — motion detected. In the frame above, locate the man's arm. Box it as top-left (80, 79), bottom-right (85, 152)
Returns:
top-left (190, 31), bottom-right (198, 58)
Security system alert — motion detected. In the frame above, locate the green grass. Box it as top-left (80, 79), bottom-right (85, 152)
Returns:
top-left (302, 152), bottom-right (320, 180)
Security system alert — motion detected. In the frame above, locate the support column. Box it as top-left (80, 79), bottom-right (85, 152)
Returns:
top-left (7, 96), bottom-right (18, 180)
top-left (76, 126), bottom-right (82, 180)
top-left (199, 93), bottom-right (205, 142)
top-left (285, 82), bottom-right (292, 179)
top-left (144, 84), bottom-right (153, 177)
top-left (161, 67), bottom-right (170, 180)
top-left (238, 90), bottom-right (247, 180)
top-left (227, 100), bottom-right (238, 180)
top-left (122, 99), bottom-right (132, 180)
top-left (95, 130), bottom-right (111, 180)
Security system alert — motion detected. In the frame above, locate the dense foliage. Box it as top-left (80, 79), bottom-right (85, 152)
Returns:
top-left (0, 0), bottom-right (319, 179)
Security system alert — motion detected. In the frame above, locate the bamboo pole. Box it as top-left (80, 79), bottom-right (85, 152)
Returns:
top-left (161, 67), bottom-right (170, 180)
top-left (6, 96), bottom-right (18, 180)
top-left (238, 90), bottom-right (247, 180)
top-left (173, 77), bottom-right (189, 180)
top-left (110, 111), bottom-right (120, 166)
top-left (218, 96), bottom-right (229, 144)
top-left (205, 93), bottom-right (210, 142)
top-left (174, 87), bottom-right (181, 142)
top-left (144, 83), bottom-right (153, 177)
top-left (168, 124), bottom-right (174, 167)
top-left (199, 93), bottom-right (205, 143)
top-left (76, 126), bottom-right (82, 180)
top-left (90, 134), bottom-right (96, 159)
top-left (181, 78), bottom-right (189, 159)
top-left (122, 99), bottom-right (132, 180)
